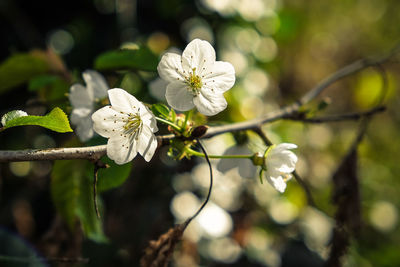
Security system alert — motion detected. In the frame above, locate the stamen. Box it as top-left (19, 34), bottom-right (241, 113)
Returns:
top-left (185, 68), bottom-right (202, 95)
top-left (123, 113), bottom-right (143, 140)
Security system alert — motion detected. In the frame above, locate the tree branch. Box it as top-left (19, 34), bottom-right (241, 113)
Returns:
top-left (284, 106), bottom-right (386, 123)
top-left (0, 43), bottom-right (397, 163)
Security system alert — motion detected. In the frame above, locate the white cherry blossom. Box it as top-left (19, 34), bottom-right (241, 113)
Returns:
top-left (262, 143), bottom-right (298, 193)
top-left (69, 70), bottom-right (108, 142)
top-left (157, 39), bottom-right (235, 116)
top-left (91, 88), bottom-right (158, 165)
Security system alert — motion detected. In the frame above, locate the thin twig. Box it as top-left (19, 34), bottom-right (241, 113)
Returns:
top-left (285, 106), bottom-right (386, 123)
top-left (0, 145), bottom-right (107, 162)
top-left (0, 43), bottom-right (398, 163)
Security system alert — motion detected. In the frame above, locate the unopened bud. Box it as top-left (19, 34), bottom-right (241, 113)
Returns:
top-left (252, 152), bottom-right (265, 167)
top-left (190, 125), bottom-right (209, 139)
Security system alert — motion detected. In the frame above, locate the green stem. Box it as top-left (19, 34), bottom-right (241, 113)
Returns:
top-left (155, 117), bottom-right (181, 131)
top-left (182, 110), bottom-right (193, 133)
top-left (186, 147), bottom-right (253, 159)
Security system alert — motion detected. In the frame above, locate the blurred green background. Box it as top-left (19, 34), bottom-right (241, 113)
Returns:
top-left (0, 0), bottom-right (400, 266)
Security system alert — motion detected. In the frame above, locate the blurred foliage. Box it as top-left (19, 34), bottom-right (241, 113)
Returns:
top-left (51, 159), bottom-right (107, 243)
top-left (0, 52), bottom-right (49, 94)
top-left (94, 46), bottom-right (159, 72)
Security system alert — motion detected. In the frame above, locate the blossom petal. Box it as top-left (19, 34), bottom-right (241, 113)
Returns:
top-left (203, 61), bottom-right (235, 93)
top-left (69, 84), bottom-right (92, 109)
top-left (268, 150), bottom-right (297, 173)
top-left (266, 143), bottom-right (298, 173)
top-left (137, 125), bottom-right (158, 162)
top-left (108, 88), bottom-right (141, 113)
top-left (165, 81), bottom-right (195, 111)
top-left (217, 145), bottom-right (256, 178)
top-left (71, 108), bottom-right (94, 142)
top-left (83, 70), bottom-right (109, 99)
top-left (75, 115), bottom-right (94, 142)
top-left (182, 39), bottom-right (216, 75)
top-left (71, 108), bottom-right (92, 125)
top-left (92, 106), bottom-right (126, 138)
top-left (193, 91), bottom-right (227, 116)
top-left (107, 135), bottom-right (137, 165)
top-left (267, 175), bottom-right (287, 193)
top-left (274, 143), bottom-right (298, 152)
top-left (157, 52), bottom-right (186, 83)
top-left (140, 106), bottom-right (158, 133)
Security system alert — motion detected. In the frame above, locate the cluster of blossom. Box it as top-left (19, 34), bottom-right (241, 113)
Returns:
top-left (69, 39), bottom-right (298, 192)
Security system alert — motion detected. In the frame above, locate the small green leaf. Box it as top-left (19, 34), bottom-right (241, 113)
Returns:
top-left (151, 103), bottom-right (170, 119)
top-left (1, 110), bottom-right (28, 126)
top-left (94, 47), bottom-right (158, 72)
top-left (0, 52), bottom-right (49, 94)
top-left (97, 157), bottom-right (132, 192)
top-left (2, 107), bottom-right (73, 133)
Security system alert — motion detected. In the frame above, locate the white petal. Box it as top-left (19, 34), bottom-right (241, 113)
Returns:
top-left (217, 146), bottom-right (241, 173)
top-left (193, 91), bottom-right (227, 116)
top-left (83, 70), bottom-right (109, 99)
top-left (69, 84), bottom-right (93, 109)
top-left (70, 108), bottom-right (92, 125)
top-left (70, 108), bottom-right (94, 142)
top-left (108, 88), bottom-right (140, 113)
top-left (217, 145), bottom-right (256, 178)
top-left (140, 106), bottom-right (158, 133)
top-left (238, 157), bottom-right (258, 178)
top-left (182, 39), bottom-right (216, 75)
top-left (268, 176), bottom-right (287, 193)
top-left (157, 53), bottom-right (186, 83)
top-left (203, 61), bottom-right (235, 93)
top-left (149, 77), bottom-right (168, 101)
top-left (274, 143), bottom-right (298, 152)
top-left (75, 115), bottom-right (94, 142)
top-left (107, 135), bottom-right (137, 165)
top-left (165, 81), bottom-right (195, 111)
top-left (268, 150), bottom-right (297, 174)
top-left (137, 126), bottom-right (158, 162)
top-left (92, 106), bottom-right (126, 138)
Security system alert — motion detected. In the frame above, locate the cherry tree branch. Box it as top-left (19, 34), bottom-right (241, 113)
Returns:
top-left (0, 43), bottom-right (397, 163)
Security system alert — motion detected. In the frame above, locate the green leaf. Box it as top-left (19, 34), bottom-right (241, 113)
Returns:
top-left (151, 103), bottom-right (170, 119)
top-left (77, 167), bottom-right (108, 243)
top-left (28, 75), bottom-right (70, 108)
top-left (51, 160), bottom-right (107, 242)
top-left (51, 160), bottom-right (81, 229)
top-left (94, 47), bottom-right (158, 72)
top-left (28, 74), bottom-right (60, 91)
top-left (1, 110), bottom-right (28, 126)
top-left (2, 107), bottom-right (73, 133)
top-left (0, 52), bottom-right (49, 94)
top-left (97, 157), bottom-right (132, 192)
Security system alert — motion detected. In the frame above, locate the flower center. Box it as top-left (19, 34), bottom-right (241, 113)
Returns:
top-left (124, 113), bottom-right (143, 140)
top-left (185, 68), bottom-right (202, 95)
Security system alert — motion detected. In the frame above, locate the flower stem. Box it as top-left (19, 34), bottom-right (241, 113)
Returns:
top-left (155, 117), bottom-right (181, 131)
top-left (186, 147), bottom-right (253, 159)
top-left (181, 110), bottom-right (193, 133)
